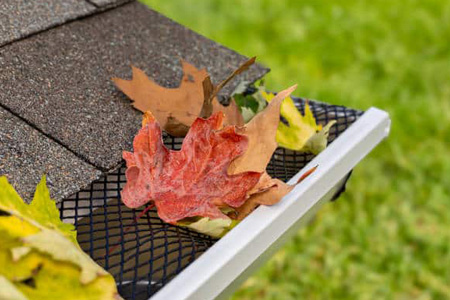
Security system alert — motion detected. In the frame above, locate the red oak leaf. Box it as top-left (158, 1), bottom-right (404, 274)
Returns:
top-left (121, 112), bottom-right (261, 223)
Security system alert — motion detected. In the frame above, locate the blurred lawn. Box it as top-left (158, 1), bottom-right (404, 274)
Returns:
top-left (142, 1), bottom-right (450, 299)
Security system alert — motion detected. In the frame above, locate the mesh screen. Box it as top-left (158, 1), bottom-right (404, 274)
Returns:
top-left (59, 97), bottom-right (362, 299)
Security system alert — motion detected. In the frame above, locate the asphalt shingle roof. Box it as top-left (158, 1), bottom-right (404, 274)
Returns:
top-left (0, 107), bottom-right (101, 202)
top-left (0, 0), bottom-right (94, 47)
top-left (0, 0), bottom-right (133, 47)
top-left (0, 1), bottom-right (269, 201)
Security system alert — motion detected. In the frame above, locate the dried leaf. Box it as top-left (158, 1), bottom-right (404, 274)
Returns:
top-left (199, 75), bottom-right (215, 118)
top-left (247, 172), bottom-right (279, 195)
top-left (0, 176), bottom-right (121, 300)
top-left (205, 57), bottom-right (256, 108)
top-left (212, 97), bottom-right (244, 127)
top-left (113, 59), bottom-right (248, 136)
top-left (121, 112), bottom-right (261, 223)
top-left (297, 165), bottom-right (318, 182)
top-left (235, 179), bottom-right (294, 220)
top-left (264, 92), bottom-right (336, 154)
top-left (120, 79), bottom-right (321, 236)
top-left (235, 166), bottom-right (318, 220)
top-left (228, 85), bottom-right (297, 175)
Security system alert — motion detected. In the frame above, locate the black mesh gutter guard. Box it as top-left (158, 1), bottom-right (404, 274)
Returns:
top-left (59, 96), bottom-right (370, 299)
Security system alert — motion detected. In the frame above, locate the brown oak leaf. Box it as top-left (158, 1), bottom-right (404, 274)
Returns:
top-left (234, 179), bottom-right (293, 220)
top-left (113, 59), bottom-right (250, 136)
top-left (234, 165), bottom-right (318, 220)
top-left (227, 85), bottom-right (297, 207)
top-left (228, 85), bottom-right (298, 175)
top-left (225, 85), bottom-right (316, 219)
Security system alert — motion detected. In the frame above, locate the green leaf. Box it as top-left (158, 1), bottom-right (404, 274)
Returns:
top-left (29, 176), bottom-right (77, 244)
top-left (302, 120), bottom-right (336, 154)
top-left (0, 176), bottom-right (76, 244)
top-left (240, 106), bottom-right (257, 123)
top-left (232, 80), bottom-right (268, 122)
top-left (234, 94), bottom-right (259, 113)
top-left (0, 176), bottom-right (121, 300)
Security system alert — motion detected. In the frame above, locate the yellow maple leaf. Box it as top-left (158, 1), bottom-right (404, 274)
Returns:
top-left (0, 176), bottom-right (122, 300)
top-left (263, 91), bottom-right (336, 154)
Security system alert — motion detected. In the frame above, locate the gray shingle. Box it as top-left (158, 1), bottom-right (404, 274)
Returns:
top-left (0, 2), bottom-right (269, 171)
top-left (0, 108), bottom-right (101, 203)
top-left (0, 0), bottom-right (95, 46)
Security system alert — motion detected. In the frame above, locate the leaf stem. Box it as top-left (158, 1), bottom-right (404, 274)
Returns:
top-left (106, 203), bottom-right (155, 257)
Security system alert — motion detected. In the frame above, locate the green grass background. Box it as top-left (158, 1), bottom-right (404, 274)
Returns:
top-left (141, 1), bottom-right (450, 299)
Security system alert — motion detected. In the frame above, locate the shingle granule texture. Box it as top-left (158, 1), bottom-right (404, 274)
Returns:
top-left (0, 108), bottom-right (101, 203)
top-left (0, 1), bottom-right (269, 172)
top-left (0, 0), bottom-right (95, 47)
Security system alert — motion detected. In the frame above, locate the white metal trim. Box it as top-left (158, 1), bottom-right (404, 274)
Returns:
top-left (151, 107), bottom-right (391, 300)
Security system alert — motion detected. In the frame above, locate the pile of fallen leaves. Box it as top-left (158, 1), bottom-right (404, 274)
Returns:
top-left (0, 176), bottom-right (121, 300)
top-left (0, 57), bottom-right (336, 300)
top-left (114, 58), bottom-right (335, 237)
